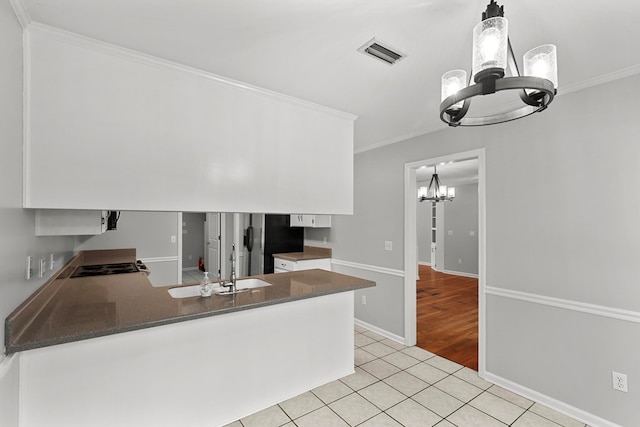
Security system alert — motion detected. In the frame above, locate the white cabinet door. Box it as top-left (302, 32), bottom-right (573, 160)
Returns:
top-left (290, 215), bottom-right (312, 227)
top-left (25, 27), bottom-right (355, 215)
top-left (290, 215), bottom-right (331, 228)
top-left (35, 210), bottom-right (107, 236)
top-left (273, 257), bottom-right (331, 272)
top-left (273, 258), bottom-right (296, 272)
top-left (296, 258), bottom-right (332, 271)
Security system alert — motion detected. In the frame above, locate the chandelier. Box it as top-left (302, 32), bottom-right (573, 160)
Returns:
top-left (418, 167), bottom-right (455, 202)
top-left (440, 0), bottom-right (558, 127)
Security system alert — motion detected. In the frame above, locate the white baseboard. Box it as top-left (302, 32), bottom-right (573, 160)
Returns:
top-left (483, 371), bottom-right (621, 427)
top-left (418, 261), bottom-right (431, 266)
top-left (354, 319), bottom-right (406, 346)
top-left (332, 259), bottom-right (404, 277)
top-left (182, 267), bottom-right (199, 271)
top-left (440, 269), bottom-right (479, 279)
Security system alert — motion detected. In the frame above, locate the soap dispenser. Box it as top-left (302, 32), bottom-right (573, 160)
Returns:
top-left (200, 271), bottom-right (213, 297)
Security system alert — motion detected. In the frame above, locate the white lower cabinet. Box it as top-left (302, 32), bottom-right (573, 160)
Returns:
top-left (273, 257), bottom-right (331, 273)
top-left (35, 210), bottom-right (108, 236)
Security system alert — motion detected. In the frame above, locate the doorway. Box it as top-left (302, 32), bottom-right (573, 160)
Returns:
top-left (404, 148), bottom-right (486, 375)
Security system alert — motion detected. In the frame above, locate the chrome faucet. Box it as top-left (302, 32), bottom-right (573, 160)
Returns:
top-left (220, 244), bottom-right (237, 293)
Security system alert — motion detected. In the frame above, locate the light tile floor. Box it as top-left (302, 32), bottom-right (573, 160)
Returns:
top-left (183, 268), bottom-right (205, 284)
top-left (225, 325), bottom-right (589, 427)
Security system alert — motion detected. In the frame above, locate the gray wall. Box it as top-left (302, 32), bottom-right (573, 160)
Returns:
top-left (329, 74), bottom-right (640, 425)
top-left (0, 2), bottom-right (75, 424)
top-left (75, 211), bottom-right (179, 285)
top-left (182, 212), bottom-right (205, 269)
top-left (417, 183), bottom-right (479, 275)
top-left (443, 183), bottom-right (478, 275)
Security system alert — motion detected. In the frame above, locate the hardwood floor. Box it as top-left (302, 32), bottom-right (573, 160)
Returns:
top-left (416, 264), bottom-right (478, 370)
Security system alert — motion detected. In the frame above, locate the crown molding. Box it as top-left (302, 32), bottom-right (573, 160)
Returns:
top-left (356, 64), bottom-right (640, 154)
top-left (9, 0), bottom-right (31, 29)
top-left (354, 125), bottom-right (443, 154)
top-left (558, 63), bottom-right (640, 96)
top-left (26, 22), bottom-right (357, 122)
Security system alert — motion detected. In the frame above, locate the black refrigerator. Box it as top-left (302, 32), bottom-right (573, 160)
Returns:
top-left (262, 214), bottom-right (303, 274)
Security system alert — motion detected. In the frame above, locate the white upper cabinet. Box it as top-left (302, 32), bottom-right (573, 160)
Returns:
top-left (24, 26), bottom-right (355, 215)
top-left (290, 215), bottom-right (332, 228)
top-left (35, 210), bottom-right (108, 236)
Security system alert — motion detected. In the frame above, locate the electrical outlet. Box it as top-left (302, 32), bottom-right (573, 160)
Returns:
top-left (361, 295), bottom-right (367, 305)
top-left (26, 256), bottom-right (33, 280)
top-left (612, 371), bottom-right (628, 392)
top-left (458, 258), bottom-right (462, 264)
top-left (384, 241), bottom-right (392, 251)
top-left (49, 253), bottom-right (55, 271)
top-left (170, 235), bottom-right (177, 243)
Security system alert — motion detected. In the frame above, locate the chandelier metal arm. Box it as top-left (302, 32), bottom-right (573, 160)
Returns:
top-left (439, 76), bottom-right (556, 127)
top-left (439, 2), bottom-right (558, 128)
top-left (418, 167), bottom-right (454, 202)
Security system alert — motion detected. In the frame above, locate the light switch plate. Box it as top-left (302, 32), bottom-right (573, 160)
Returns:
top-left (26, 256), bottom-right (33, 280)
top-left (39, 259), bottom-right (45, 277)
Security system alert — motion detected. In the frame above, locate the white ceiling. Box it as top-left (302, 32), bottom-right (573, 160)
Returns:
top-left (18, 0), bottom-right (640, 152)
top-left (416, 158), bottom-right (478, 187)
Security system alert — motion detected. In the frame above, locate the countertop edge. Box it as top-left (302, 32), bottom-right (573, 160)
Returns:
top-left (5, 281), bottom-right (373, 354)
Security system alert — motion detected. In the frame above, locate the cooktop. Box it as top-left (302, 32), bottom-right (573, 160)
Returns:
top-left (71, 262), bottom-right (140, 278)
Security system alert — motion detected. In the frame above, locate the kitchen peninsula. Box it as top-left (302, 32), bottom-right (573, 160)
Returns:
top-left (6, 249), bottom-right (375, 427)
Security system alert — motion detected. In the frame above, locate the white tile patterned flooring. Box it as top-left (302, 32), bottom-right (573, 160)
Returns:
top-left (224, 325), bottom-right (589, 427)
top-left (183, 269), bottom-right (206, 284)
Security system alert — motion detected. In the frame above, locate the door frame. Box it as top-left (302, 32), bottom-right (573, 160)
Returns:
top-left (404, 148), bottom-right (487, 376)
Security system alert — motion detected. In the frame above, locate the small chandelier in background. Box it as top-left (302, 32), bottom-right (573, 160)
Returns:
top-left (440, 0), bottom-right (558, 127)
top-left (418, 166), bottom-right (455, 202)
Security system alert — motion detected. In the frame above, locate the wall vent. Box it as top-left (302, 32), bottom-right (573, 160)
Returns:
top-left (358, 38), bottom-right (406, 65)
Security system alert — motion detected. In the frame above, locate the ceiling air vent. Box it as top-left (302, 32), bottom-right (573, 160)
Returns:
top-left (358, 38), bottom-right (406, 65)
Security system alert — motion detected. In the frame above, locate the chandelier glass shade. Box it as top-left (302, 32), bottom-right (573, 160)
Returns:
top-left (440, 1), bottom-right (558, 127)
top-left (418, 167), bottom-right (455, 203)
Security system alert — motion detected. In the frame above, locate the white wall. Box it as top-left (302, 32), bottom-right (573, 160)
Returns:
top-left (0, 1), bottom-right (75, 425)
top-left (443, 183), bottom-right (478, 275)
top-left (331, 74), bottom-right (640, 426)
top-left (416, 183), bottom-right (479, 276)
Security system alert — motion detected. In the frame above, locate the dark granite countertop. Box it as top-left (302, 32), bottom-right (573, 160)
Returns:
top-left (5, 249), bottom-right (374, 354)
top-left (273, 245), bottom-right (332, 261)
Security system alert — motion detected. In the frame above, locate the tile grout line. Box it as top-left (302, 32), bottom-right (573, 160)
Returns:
top-left (356, 335), bottom-right (521, 427)
top-left (232, 329), bottom-right (586, 427)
